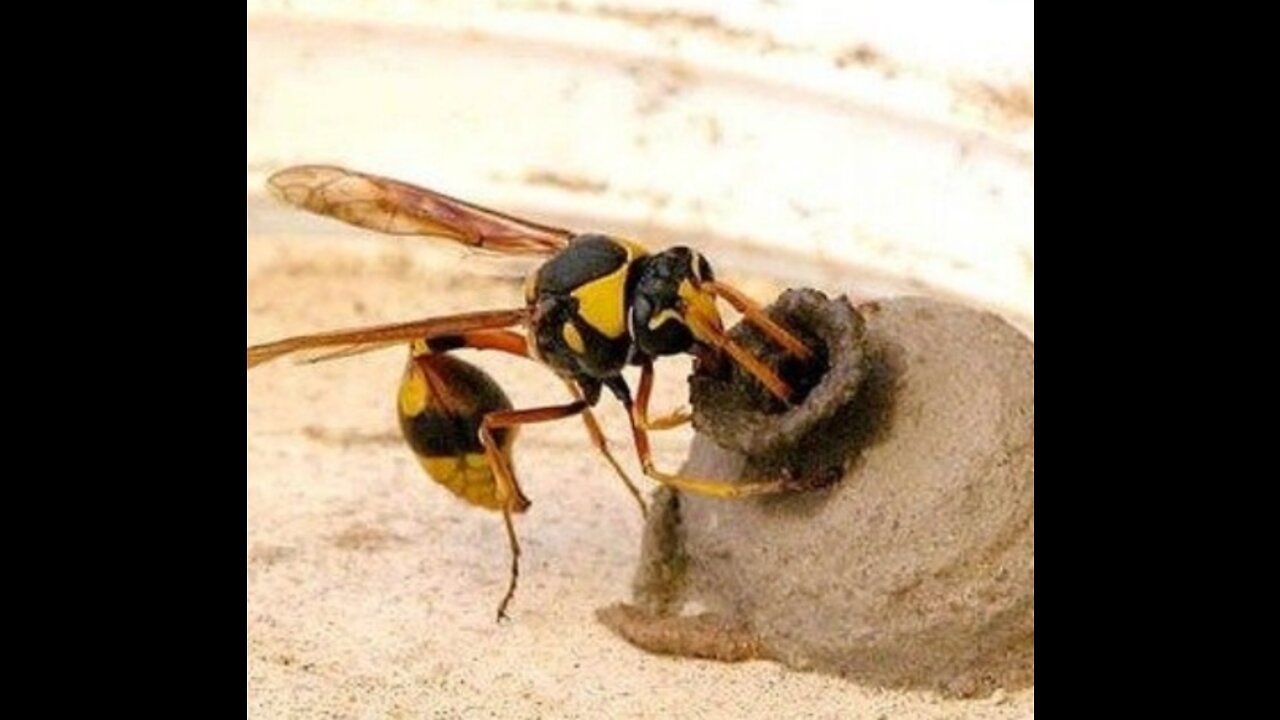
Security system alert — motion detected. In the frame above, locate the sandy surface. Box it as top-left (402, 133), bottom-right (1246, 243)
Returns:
top-left (247, 229), bottom-right (1034, 718)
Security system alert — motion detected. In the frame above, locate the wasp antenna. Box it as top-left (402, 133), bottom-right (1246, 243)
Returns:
top-left (688, 314), bottom-right (794, 402)
top-left (706, 281), bottom-right (813, 361)
top-left (720, 336), bottom-right (794, 403)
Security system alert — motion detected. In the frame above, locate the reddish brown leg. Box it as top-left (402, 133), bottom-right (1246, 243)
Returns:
top-left (642, 408), bottom-right (692, 431)
top-left (627, 363), bottom-right (799, 498)
top-left (562, 381), bottom-right (648, 519)
top-left (441, 330), bottom-right (645, 517)
top-left (480, 400), bottom-right (590, 621)
top-left (435, 329), bottom-right (531, 356)
top-left (633, 362), bottom-right (690, 431)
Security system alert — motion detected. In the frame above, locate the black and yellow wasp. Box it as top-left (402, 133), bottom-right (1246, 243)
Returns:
top-left (247, 165), bottom-right (815, 619)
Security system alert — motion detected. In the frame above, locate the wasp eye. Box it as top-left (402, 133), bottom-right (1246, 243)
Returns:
top-left (631, 295), bottom-right (653, 330)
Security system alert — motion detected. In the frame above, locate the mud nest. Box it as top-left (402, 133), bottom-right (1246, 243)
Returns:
top-left (600, 290), bottom-right (1035, 698)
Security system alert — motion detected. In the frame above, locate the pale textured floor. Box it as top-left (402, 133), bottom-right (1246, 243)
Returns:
top-left (247, 230), bottom-right (1034, 719)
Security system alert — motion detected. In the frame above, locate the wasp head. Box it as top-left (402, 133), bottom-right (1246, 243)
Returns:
top-left (629, 247), bottom-right (722, 359)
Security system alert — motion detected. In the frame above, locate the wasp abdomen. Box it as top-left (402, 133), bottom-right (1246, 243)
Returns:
top-left (397, 351), bottom-right (516, 511)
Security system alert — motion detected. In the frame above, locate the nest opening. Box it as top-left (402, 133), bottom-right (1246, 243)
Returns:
top-left (689, 289), bottom-right (868, 458)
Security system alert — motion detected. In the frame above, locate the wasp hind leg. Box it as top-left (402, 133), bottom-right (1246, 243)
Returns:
top-left (479, 400), bottom-right (591, 621)
top-left (432, 329), bottom-right (647, 520)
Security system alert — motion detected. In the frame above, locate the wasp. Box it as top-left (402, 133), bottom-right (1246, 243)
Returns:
top-left (247, 165), bottom-right (816, 619)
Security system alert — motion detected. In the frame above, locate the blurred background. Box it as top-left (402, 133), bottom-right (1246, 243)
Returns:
top-left (247, 0), bottom-right (1033, 332)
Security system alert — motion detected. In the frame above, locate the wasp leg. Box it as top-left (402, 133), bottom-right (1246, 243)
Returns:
top-left (561, 381), bottom-right (649, 519)
top-left (579, 404), bottom-right (648, 516)
top-left (706, 281), bottom-right (813, 361)
top-left (433, 329), bottom-right (647, 520)
top-left (632, 365), bottom-right (691, 432)
top-left (425, 328), bottom-right (532, 356)
top-left (480, 400), bottom-right (591, 621)
top-left (621, 364), bottom-right (802, 499)
top-left (641, 407), bottom-right (692, 431)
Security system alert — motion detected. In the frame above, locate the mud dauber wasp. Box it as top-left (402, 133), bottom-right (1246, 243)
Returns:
top-left (248, 165), bottom-right (816, 619)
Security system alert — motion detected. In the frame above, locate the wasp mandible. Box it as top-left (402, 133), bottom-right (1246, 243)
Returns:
top-left (247, 165), bottom-right (816, 619)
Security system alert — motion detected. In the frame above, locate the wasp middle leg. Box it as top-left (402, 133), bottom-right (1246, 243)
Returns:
top-left (562, 381), bottom-right (649, 519)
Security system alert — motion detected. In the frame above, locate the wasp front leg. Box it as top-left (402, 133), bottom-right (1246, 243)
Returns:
top-left (615, 364), bottom-right (805, 499)
top-left (640, 407), bottom-right (692, 431)
top-left (633, 366), bottom-right (692, 432)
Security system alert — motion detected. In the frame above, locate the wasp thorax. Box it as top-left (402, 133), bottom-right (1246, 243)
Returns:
top-left (629, 247), bottom-right (719, 358)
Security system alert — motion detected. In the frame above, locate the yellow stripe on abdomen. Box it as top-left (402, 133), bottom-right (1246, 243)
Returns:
top-left (418, 453), bottom-right (503, 511)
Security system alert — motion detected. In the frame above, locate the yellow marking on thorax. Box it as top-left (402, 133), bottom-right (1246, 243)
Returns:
top-left (648, 308), bottom-right (685, 330)
top-left (570, 238), bottom-right (646, 340)
top-left (562, 322), bottom-right (586, 354)
top-left (571, 267), bottom-right (628, 339)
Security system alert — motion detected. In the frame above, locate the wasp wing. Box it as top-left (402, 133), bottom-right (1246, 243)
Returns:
top-left (247, 308), bottom-right (529, 369)
top-left (267, 165), bottom-right (574, 256)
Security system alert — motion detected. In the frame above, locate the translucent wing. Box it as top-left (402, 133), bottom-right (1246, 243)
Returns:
top-left (247, 308), bottom-right (529, 369)
top-left (267, 165), bottom-right (574, 256)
